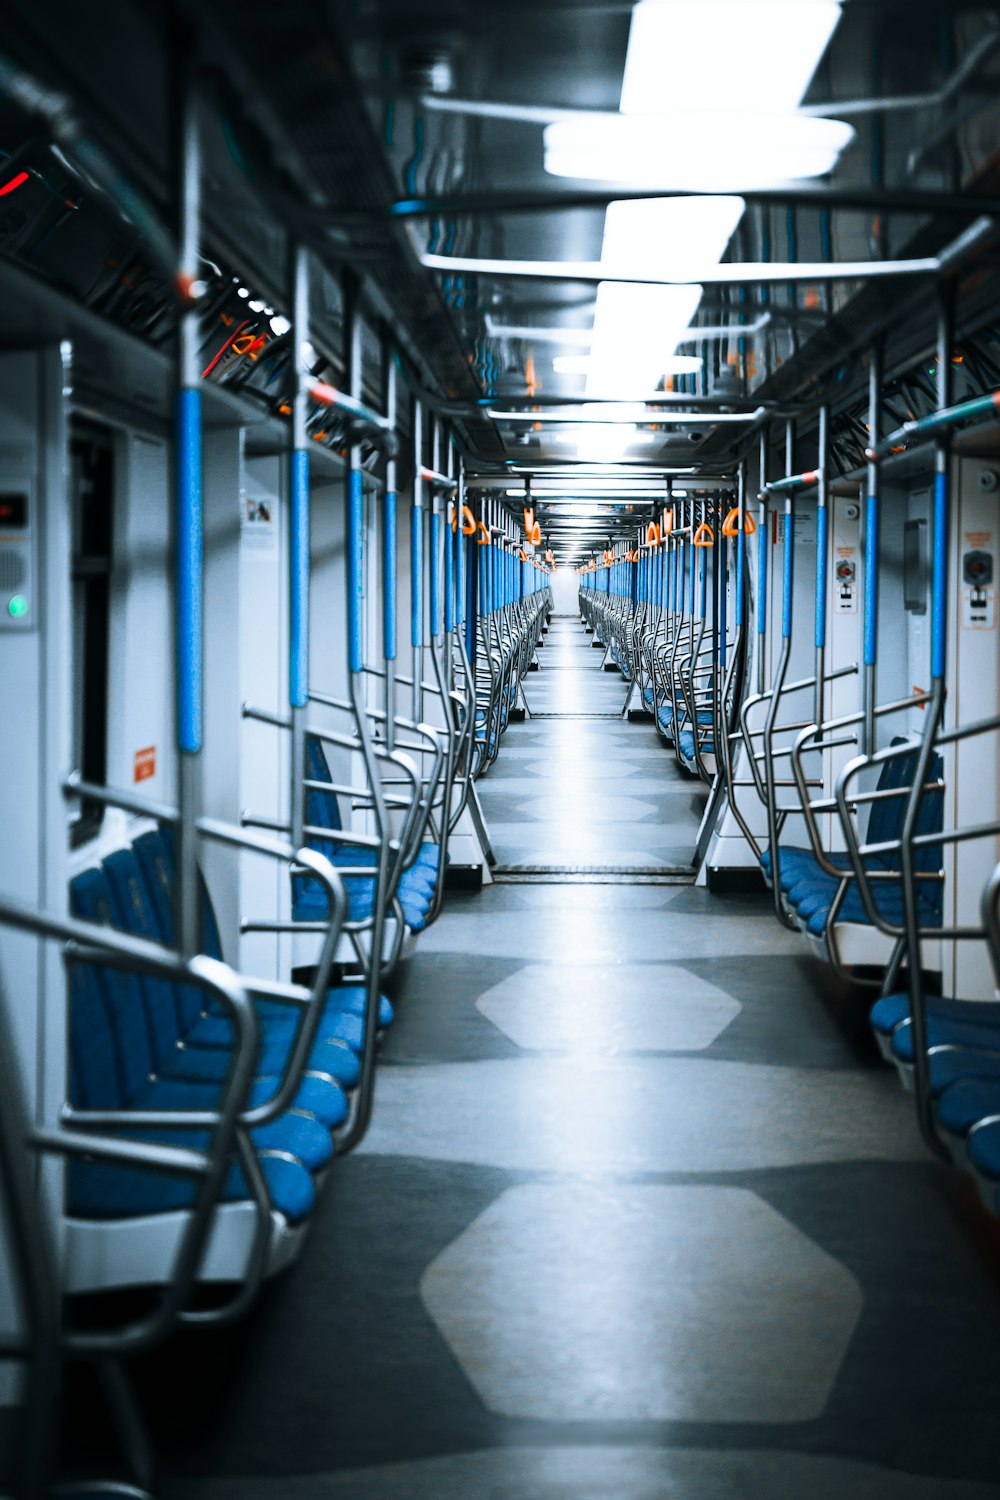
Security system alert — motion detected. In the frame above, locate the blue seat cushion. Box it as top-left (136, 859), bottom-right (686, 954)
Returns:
top-left (158, 1047), bottom-right (350, 1128)
top-left (678, 730), bottom-right (714, 761)
top-left (870, 991), bottom-right (912, 1037)
top-left (802, 880), bottom-right (941, 937)
top-left (68, 1137), bottom-right (315, 1225)
top-left (398, 871), bottom-right (433, 932)
top-left (183, 1014), bottom-right (364, 1086)
top-left (137, 1074), bottom-right (336, 1170)
top-left (292, 870), bottom-right (375, 924)
top-left (760, 847), bottom-right (853, 891)
top-left (873, 991), bottom-right (1000, 1040)
top-left (886, 1000), bottom-right (1000, 1063)
top-left (938, 1073), bottom-right (1000, 1135)
top-left (327, 984), bottom-right (394, 1028)
top-left (966, 1119), bottom-right (1000, 1179)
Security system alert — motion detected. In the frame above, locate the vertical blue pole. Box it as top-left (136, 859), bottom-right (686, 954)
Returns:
top-left (719, 533), bottom-right (728, 668)
top-left (430, 505), bottom-right (441, 639)
top-left (383, 485), bottom-right (397, 661)
top-left (444, 497), bottom-right (455, 635)
top-left (815, 501), bottom-right (828, 651)
top-left (177, 386), bottom-right (204, 748)
top-left (863, 490), bottom-right (878, 667)
top-left (289, 446), bottom-right (310, 706)
top-left (735, 493), bottom-right (745, 626)
top-left (411, 501), bottom-right (423, 649)
top-left (347, 467), bottom-right (364, 674)
top-left (782, 501), bottom-right (794, 640)
top-left (931, 467), bottom-right (948, 680)
top-left (757, 507), bottom-right (768, 639)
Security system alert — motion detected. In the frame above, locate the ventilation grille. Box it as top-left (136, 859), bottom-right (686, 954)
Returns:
top-left (0, 550), bottom-right (25, 590)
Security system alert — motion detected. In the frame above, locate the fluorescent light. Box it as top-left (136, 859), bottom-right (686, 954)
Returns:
top-left (579, 198), bottom-right (743, 398)
top-left (487, 405), bottom-right (764, 425)
top-left (543, 112), bottom-right (853, 189)
top-left (577, 425), bottom-right (648, 463)
top-left (586, 283), bottom-right (702, 397)
top-left (552, 354), bottom-right (592, 376)
top-left (543, 3), bottom-right (849, 191)
top-left (621, 1), bottom-right (843, 116)
top-left (556, 352), bottom-right (703, 377)
top-left (601, 197), bottom-right (745, 280)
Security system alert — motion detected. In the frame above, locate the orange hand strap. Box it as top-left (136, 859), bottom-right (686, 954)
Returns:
top-left (721, 507), bottom-right (756, 537)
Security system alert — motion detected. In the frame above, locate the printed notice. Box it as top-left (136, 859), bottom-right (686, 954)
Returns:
top-left (242, 494), bottom-right (277, 551)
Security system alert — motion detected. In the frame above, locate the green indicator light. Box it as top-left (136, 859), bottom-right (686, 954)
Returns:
top-left (7, 594), bottom-right (28, 619)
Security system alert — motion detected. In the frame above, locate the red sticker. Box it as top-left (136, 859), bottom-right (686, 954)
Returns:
top-left (134, 746), bottom-right (156, 783)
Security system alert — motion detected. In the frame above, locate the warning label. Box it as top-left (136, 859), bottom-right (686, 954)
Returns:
top-left (134, 746), bottom-right (156, 783)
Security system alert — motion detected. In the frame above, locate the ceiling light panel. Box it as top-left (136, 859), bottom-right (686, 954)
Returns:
top-left (543, 113), bottom-right (853, 190)
top-left (585, 283), bottom-right (702, 398)
top-left (620, 0), bottom-right (843, 115)
top-left (601, 196), bottom-right (745, 281)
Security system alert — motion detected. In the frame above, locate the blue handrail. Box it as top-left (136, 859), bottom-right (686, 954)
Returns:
top-left (931, 467), bottom-right (949, 680)
top-left (383, 487), bottom-right (397, 661)
top-left (430, 508), bottom-right (441, 639)
top-left (176, 387), bottom-right (204, 750)
top-left (411, 502), bottom-right (424, 649)
top-left (782, 506), bottom-right (793, 641)
top-left (288, 444), bottom-right (309, 713)
top-left (863, 490), bottom-right (878, 667)
top-left (815, 500), bottom-right (828, 651)
top-left (347, 468), bottom-right (365, 674)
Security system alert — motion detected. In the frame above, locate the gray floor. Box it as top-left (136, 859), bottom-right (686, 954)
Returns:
top-left (480, 642), bottom-right (704, 871)
top-left (160, 614), bottom-right (1000, 1500)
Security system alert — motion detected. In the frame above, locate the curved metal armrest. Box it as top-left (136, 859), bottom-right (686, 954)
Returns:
top-left (0, 905), bottom-right (268, 1350)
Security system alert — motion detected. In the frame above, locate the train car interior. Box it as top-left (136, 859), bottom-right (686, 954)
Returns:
top-left (3, 0), bottom-right (1000, 1495)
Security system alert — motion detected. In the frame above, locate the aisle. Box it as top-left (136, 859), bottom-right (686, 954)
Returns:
top-left (478, 616), bottom-right (705, 873)
top-left (163, 617), bottom-right (1000, 1500)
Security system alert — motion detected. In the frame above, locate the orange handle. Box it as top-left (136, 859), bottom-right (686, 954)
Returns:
top-left (721, 507), bottom-right (756, 537)
top-left (530, 521), bottom-right (542, 546)
top-left (662, 508), bottom-right (674, 536)
top-left (461, 504), bottom-right (477, 536)
top-left (646, 521), bottom-right (661, 546)
top-left (692, 521), bottom-right (715, 548)
top-left (477, 520), bottom-right (491, 546)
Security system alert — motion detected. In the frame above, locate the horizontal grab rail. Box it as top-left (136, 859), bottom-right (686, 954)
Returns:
top-left (867, 387), bottom-right (1000, 460)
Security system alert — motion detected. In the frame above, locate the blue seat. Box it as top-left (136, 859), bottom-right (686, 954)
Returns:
top-left (66, 867), bottom-right (323, 1225)
top-left (871, 991), bottom-right (1000, 1051)
top-left (801, 880), bottom-right (941, 937)
top-left (941, 1080), bottom-right (1000, 1134)
top-left (71, 863), bottom-right (351, 1129)
top-left (678, 729), bottom-right (714, 762)
top-left (776, 744), bottom-right (943, 935)
top-left (760, 847), bottom-right (854, 890)
top-left (762, 739), bottom-right (927, 889)
top-left (115, 835), bottom-right (370, 1079)
top-left (68, 1134), bottom-right (316, 1225)
top-left (292, 735), bottom-right (439, 930)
